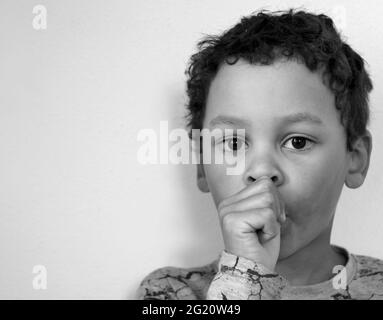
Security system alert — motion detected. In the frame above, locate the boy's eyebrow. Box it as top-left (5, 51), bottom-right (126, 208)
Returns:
top-left (279, 112), bottom-right (324, 126)
top-left (208, 112), bottom-right (324, 128)
top-left (208, 115), bottom-right (252, 128)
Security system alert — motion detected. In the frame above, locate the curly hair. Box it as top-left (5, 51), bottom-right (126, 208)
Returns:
top-left (185, 9), bottom-right (373, 151)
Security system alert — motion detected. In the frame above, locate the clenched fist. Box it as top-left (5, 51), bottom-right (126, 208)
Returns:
top-left (217, 176), bottom-right (286, 272)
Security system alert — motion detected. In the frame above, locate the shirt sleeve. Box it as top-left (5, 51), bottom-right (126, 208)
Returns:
top-left (136, 267), bottom-right (201, 300)
top-left (206, 250), bottom-right (288, 300)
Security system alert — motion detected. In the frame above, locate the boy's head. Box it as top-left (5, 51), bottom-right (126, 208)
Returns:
top-left (185, 9), bottom-right (373, 259)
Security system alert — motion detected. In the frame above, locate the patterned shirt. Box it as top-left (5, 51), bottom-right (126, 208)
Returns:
top-left (137, 246), bottom-right (383, 300)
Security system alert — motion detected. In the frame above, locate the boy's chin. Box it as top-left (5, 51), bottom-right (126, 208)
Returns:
top-left (278, 246), bottom-right (295, 261)
top-left (278, 235), bottom-right (299, 261)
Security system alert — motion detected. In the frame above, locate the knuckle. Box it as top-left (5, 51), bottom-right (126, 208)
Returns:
top-left (261, 192), bottom-right (274, 207)
top-left (218, 199), bottom-right (227, 210)
top-left (222, 213), bottom-right (236, 229)
top-left (261, 207), bottom-right (276, 221)
top-left (259, 178), bottom-right (274, 190)
top-left (258, 176), bottom-right (272, 185)
top-left (218, 204), bottom-right (229, 217)
top-left (260, 183), bottom-right (272, 194)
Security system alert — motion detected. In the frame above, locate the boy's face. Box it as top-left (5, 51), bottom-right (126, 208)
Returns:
top-left (200, 58), bottom-right (352, 260)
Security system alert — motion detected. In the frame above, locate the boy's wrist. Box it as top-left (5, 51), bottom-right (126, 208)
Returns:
top-left (209, 250), bottom-right (289, 299)
top-left (219, 250), bottom-right (276, 275)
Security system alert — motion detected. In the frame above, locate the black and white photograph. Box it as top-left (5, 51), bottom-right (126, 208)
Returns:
top-left (1, 0), bottom-right (383, 304)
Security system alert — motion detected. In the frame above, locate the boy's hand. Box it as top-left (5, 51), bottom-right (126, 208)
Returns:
top-left (217, 176), bottom-right (286, 272)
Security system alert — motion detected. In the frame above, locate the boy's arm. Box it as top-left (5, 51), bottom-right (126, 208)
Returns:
top-left (206, 250), bottom-right (288, 300)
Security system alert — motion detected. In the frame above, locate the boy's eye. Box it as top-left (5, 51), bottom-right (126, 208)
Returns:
top-left (283, 136), bottom-right (315, 151)
top-left (223, 136), bottom-right (246, 152)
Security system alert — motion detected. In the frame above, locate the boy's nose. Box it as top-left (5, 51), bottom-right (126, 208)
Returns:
top-left (243, 153), bottom-right (283, 186)
top-left (245, 174), bottom-right (279, 185)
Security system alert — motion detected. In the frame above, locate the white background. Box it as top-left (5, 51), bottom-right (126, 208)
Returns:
top-left (1, 0), bottom-right (383, 299)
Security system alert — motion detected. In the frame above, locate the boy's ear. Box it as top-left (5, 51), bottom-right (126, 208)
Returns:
top-left (197, 163), bottom-right (210, 193)
top-left (345, 130), bottom-right (372, 189)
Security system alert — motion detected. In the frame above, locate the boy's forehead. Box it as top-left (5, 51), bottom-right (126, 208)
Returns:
top-left (204, 59), bottom-right (337, 127)
top-left (208, 59), bottom-right (328, 103)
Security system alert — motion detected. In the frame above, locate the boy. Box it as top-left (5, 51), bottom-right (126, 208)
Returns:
top-left (137, 9), bottom-right (383, 299)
